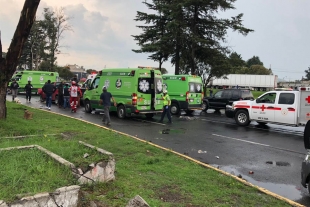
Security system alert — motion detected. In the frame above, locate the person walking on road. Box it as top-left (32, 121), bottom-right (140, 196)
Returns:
top-left (10, 79), bottom-right (19, 101)
top-left (99, 86), bottom-right (116, 126)
top-left (158, 90), bottom-right (172, 124)
top-left (42, 80), bottom-right (56, 110)
top-left (57, 81), bottom-right (64, 108)
top-left (209, 87), bottom-right (213, 97)
top-left (63, 83), bottom-right (70, 109)
top-left (69, 81), bottom-right (82, 113)
top-left (24, 81), bottom-right (33, 103)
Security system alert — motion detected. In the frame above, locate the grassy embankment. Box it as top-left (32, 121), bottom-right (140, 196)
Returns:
top-left (0, 102), bottom-right (292, 207)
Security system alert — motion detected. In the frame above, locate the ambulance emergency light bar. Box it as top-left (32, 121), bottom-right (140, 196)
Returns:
top-left (138, 66), bottom-right (161, 70)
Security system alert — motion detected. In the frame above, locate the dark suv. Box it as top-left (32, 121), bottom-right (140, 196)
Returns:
top-left (202, 89), bottom-right (254, 111)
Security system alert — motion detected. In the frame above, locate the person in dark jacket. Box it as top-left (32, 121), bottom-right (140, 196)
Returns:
top-left (10, 79), bottom-right (19, 101)
top-left (99, 86), bottom-right (117, 126)
top-left (42, 80), bottom-right (56, 110)
top-left (63, 83), bottom-right (70, 109)
top-left (24, 81), bottom-right (33, 103)
top-left (57, 81), bottom-right (64, 108)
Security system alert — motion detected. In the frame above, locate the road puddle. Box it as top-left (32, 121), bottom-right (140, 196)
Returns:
top-left (213, 165), bottom-right (304, 201)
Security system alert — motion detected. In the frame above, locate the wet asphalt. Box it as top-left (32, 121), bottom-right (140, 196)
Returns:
top-left (10, 95), bottom-right (310, 206)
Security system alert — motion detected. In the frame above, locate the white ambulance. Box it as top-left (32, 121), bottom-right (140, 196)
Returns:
top-left (225, 87), bottom-right (310, 147)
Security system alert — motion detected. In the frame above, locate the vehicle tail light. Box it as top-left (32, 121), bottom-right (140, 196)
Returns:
top-left (300, 87), bottom-right (306, 91)
top-left (186, 91), bottom-right (189, 102)
top-left (132, 93), bottom-right (137, 105)
top-left (181, 77), bottom-right (186, 81)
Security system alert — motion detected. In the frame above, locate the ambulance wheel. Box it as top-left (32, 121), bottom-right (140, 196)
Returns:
top-left (117, 105), bottom-right (126, 119)
top-left (145, 113), bottom-right (154, 119)
top-left (202, 101), bottom-right (208, 112)
top-left (170, 103), bottom-right (180, 115)
top-left (304, 121), bottom-right (310, 149)
top-left (84, 100), bottom-right (92, 113)
top-left (40, 95), bottom-right (45, 102)
top-left (235, 110), bottom-right (250, 126)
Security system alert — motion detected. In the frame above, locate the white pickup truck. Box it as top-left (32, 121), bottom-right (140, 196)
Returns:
top-left (225, 88), bottom-right (310, 126)
top-left (225, 87), bottom-right (310, 148)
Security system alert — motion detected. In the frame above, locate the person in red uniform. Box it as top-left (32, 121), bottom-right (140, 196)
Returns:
top-left (69, 81), bottom-right (82, 113)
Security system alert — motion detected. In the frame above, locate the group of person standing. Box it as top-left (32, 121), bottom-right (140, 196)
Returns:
top-left (42, 80), bottom-right (82, 112)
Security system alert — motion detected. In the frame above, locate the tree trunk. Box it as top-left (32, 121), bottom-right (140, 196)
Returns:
top-left (0, 0), bottom-right (41, 120)
top-left (190, 5), bottom-right (198, 75)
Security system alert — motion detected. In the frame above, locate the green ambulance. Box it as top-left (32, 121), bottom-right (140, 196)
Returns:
top-left (83, 67), bottom-right (164, 119)
top-left (9, 71), bottom-right (60, 93)
top-left (162, 74), bottom-right (203, 115)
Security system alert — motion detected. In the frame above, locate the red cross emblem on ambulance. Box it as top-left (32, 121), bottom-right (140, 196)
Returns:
top-left (306, 96), bottom-right (310, 103)
top-left (260, 105), bottom-right (266, 111)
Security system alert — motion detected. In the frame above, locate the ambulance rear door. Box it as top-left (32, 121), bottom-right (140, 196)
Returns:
top-left (298, 87), bottom-right (310, 125)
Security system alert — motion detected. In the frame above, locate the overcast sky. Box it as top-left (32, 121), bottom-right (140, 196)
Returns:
top-left (0, 0), bottom-right (309, 81)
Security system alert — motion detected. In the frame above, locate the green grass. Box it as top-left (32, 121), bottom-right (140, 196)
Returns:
top-left (0, 148), bottom-right (76, 202)
top-left (0, 102), bottom-right (292, 207)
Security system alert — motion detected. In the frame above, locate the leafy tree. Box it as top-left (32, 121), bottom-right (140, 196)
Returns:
top-left (228, 52), bottom-right (246, 74)
top-left (17, 21), bottom-right (45, 70)
top-left (248, 65), bottom-right (271, 75)
top-left (304, 66), bottom-right (310, 80)
top-left (133, 0), bottom-right (253, 77)
top-left (41, 7), bottom-right (72, 71)
top-left (246, 56), bottom-right (263, 67)
top-left (132, 0), bottom-right (173, 73)
top-left (55, 66), bottom-right (74, 80)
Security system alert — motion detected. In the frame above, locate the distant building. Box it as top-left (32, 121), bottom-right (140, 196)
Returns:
top-left (66, 64), bottom-right (87, 79)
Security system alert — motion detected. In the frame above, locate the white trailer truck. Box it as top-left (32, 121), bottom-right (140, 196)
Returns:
top-left (211, 74), bottom-right (278, 91)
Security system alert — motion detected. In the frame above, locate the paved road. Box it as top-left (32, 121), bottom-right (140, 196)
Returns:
top-left (11, 95), bottom-right (310, 206)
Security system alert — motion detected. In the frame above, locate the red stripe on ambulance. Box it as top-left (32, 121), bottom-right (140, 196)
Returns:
top-left (235, 105), bottom-right (250, 108)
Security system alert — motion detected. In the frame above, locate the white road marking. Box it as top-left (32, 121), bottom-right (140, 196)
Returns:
top-left (212, 134), bottom-right (270, 147)
top-left (212, 133), bottom-right (304, 155)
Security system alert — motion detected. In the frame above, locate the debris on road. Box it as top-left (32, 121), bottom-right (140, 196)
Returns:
top-left (249, 171), bottom-right (254, 174)
top-left (198, 150), bottom-right (207, 154)
top-left (215, 156), bottom-right (219, 159)
top-left (179, 116), bottom-right (199, 121)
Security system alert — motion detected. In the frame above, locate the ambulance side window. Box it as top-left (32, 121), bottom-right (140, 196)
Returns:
top-left (91, 78), bottom-right (100, 90)
top-left (278, 93), bottom-right (295, 105)
top-left (258, 93), bottom-right (276, 104)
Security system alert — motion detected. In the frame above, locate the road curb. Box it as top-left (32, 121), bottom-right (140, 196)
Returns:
top-left (34, 106), bottom-right (305, 207)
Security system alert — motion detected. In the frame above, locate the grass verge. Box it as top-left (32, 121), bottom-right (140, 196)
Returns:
top-left (0, 102), bottom-right (293, 207)
top-left (0, 147), bottom-right (76, 202)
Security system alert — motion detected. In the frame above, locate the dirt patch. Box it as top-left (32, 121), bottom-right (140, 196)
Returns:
top-left (157, 185), bottom-right (185, 203)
